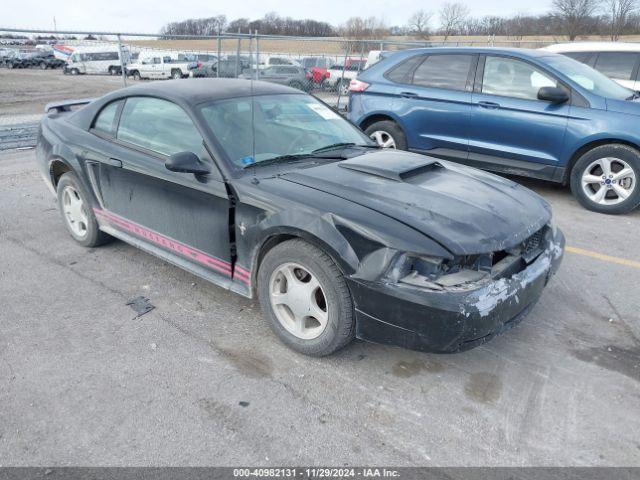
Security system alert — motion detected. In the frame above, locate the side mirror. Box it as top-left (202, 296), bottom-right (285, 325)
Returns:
top-left (538, 86), bottom-right (569, 104)
top-left (165, 151), bottom-right (211, 175)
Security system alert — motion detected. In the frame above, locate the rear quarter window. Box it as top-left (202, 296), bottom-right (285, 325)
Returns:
top-left (384, 55), bottom-right (425, 84)
top-left (92, 100), bottom-right (122, 136)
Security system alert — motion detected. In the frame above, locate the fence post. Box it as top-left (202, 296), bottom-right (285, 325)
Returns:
top-left (117, 34), bottom-right (127, 87)
top-left (235, 29), bottom-right (241, 77)
top-left (216, 28), bottom-right (221, 78)
top-left (335, 42), bottom-right (351, 111)
top-left (255, 30), bottom-right (260, 80)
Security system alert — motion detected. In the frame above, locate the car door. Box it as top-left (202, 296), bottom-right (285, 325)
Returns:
top-left (389, 53), bottom-right (476, 159)
top-left (83, 96), bottom-right (235, 286)
top-left (467, 55), bottom-right (570, 178)
top-left (259, 67), bottom-right (280, 83)
top-left (592, 52), bottom-right (640, 90)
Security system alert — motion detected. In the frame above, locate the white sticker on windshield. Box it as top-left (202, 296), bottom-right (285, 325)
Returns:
top-left (307, 103), bottom-right (341, 120)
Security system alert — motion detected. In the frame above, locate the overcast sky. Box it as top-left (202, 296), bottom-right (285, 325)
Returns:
top-left (3, 0), bottom-right (554, 33)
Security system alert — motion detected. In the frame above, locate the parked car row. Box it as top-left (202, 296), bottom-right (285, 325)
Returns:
top-left (348, 47), bottom-right (640, 214)
top-left (0, 49), bottom-right (65, 69)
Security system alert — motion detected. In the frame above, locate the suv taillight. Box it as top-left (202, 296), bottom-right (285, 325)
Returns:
top-left (349, 79), bottom-right (369, 92)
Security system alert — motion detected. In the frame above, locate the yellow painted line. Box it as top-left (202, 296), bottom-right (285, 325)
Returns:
top-left (565, 246), bottom-right (640, 270)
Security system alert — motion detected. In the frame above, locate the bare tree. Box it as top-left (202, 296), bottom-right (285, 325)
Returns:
top-left (439, 3), bottom-right (470, 40)
top-left (407, 10), bottom-right (433, 39)
top-left (604, 0), bottom-right (638, 39)
top-left (552, 0), bottom-right (599, 39)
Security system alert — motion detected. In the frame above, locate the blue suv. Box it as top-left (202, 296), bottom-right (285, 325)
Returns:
top-left (347, 48), bottom-right (640, 214)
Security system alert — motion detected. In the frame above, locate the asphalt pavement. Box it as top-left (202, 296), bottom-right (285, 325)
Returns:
top-left (1, 149), bottom-right (639, 466)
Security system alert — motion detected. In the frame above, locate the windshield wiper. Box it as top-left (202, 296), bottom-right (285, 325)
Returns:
top-left (311, 142), bottom-right (379, 154)
top-left (242, 153), bottom-right (312, 169)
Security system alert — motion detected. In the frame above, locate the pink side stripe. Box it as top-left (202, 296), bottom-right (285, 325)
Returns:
top-left (94, 208), bottom-right (251, 284)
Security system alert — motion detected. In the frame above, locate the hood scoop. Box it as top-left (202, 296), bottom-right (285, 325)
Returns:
top-left (338, 151), bottom-right (442, 181)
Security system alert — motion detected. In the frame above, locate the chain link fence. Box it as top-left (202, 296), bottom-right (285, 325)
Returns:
top-left (0, 27), bottom-right (569, 109)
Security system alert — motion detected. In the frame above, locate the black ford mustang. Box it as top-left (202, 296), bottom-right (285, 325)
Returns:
top-left (36, 79), bottom-right (564, 356)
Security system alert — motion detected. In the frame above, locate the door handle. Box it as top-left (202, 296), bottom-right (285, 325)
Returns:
top-left (105, 158), bottom-right (123, 168)
top-left (400, 91), bottom-right (419, 98)
top-left (478, 101), bottom-right (500, 109)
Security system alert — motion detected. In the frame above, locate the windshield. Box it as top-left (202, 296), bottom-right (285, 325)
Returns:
top-left (541, 55), bottom-right (632, 99)
top-left (199, 94), bottom-right (372, 168)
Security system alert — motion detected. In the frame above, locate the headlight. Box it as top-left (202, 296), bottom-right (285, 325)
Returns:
top-left (393, 253), bottom-right (491, 291)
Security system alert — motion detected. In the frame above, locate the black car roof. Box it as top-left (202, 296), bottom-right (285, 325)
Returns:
top-left (67, 78), bottom-right (302, 130)
top-left (113, 78), bottom-right (299, 105)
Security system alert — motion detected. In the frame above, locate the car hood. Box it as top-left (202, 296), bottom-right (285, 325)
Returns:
top-left (606, 97), bottom-right (640, 115)
top-left (281, 150), bottom-right (551, 255)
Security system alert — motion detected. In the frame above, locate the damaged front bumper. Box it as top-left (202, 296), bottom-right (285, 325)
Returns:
top-left (349, 228), bottom-right (565, 353)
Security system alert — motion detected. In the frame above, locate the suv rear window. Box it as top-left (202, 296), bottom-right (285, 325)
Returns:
top-left (594, 52), bottom-right (638, 80)
top-left (385, 55), bottom-right (425, 84)
top-left (412, 55), bottom-right (473, 91)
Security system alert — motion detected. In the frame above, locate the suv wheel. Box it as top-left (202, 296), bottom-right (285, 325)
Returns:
top-left (56, 172), bottom-right (112, 247)
top-left (70, 68), bottom-right (79, 75)
top-left (258, 239), bottom-right (355, 356)
top-left (39, 62), bottom-right (47, 70)
top-left (570, 144), bottom-right (640, 214)
top-left (172, 69), bottom-right (182, 79)
top-left (364, 120), bottom-right (407, 150)
top-left (132, 70), bottom-right (141, 81)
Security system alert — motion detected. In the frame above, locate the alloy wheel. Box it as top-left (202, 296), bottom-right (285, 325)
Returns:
top-left (369, 130), bottom-right (397, 149)
top-left (61, 185), bottom-right (89, 238)
top-left (581, 157), bottom-right (636, 206)
top-left (269, 262), bottom-right (328, 340)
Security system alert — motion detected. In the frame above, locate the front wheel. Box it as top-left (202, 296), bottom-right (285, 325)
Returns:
top-left (258, 239), bottom-right (355, 356)
top-left (132, 70), bottom-right (141, 81)
top-left (570, 144), bottom-right (640, 214)
top-left (69, 68), bottom-right (79, 75)
top-left (364, 120), bottom-right (407, 150)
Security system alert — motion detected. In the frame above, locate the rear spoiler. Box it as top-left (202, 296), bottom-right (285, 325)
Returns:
top-left (44, 98), bottom-right (95, 113)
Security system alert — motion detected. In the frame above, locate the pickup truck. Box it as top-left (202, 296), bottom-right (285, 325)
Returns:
top-left (325, 59), bottom-right (366, 94)
top-left (127, 52), bottom-right (196, 80)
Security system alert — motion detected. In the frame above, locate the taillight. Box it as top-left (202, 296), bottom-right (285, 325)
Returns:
top-left (349, 79), bottom-right (369, 92)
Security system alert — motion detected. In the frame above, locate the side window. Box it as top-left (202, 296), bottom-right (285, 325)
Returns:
top-left (92, 100), bottom-right (122, 136)
top-left (385, 55), bottom-right (426, 84)
top-left (153, 57), bottom-right (161, 64)
top-left (564, 52), bottom-right (593, 64)
top-left (412, 55), bottom-right (473, 91)
top-left (594, 52), bottom-right (637, 80)
top-left (163, 56), bottom-right (172, 64)
top-left (117, 97), bottom-right (203, 156)
top-left (482, 56), bottom-right (557, 100)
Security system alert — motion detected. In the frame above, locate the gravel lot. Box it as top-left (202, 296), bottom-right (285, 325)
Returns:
top-left (1, 148), bottom-right (639, 466)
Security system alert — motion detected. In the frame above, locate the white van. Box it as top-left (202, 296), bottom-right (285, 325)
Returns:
top-left (542, 42), bottom-right (640, 90)
top-left (64, 46), bottom-right (129, 76)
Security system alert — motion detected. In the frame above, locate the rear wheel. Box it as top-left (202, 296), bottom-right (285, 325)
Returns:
top-left (258, 239), bottom-right (355, 356)
top-left (56, 172), bottom-right (112, 247)
top-left (364, 120), bottom-right (407, 150)
top-left (570, 144), bottom-right (640, 214)
top-left (39, 62), bottom-right (47, 70)
top-left (132, 70), bottom-right (141, 81)
top-left (69, 68), bottom-right (79, 75)
top-left (288, 80), bottom-right (304, 90)
top-left (338, 79), bottom-right (350, 95)
top-left (172, 69), bottom-right (182, 79)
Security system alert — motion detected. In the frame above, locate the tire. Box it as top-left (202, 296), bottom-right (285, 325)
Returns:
top-left (288, 80), bottom-right (304, 90)
top-left (570, 144), bottom-right (640, 214)
top-left (364, 120), bottom-right (408, 150)
top-left (39, 62), bottom-right (47, 70)
top-left (258, 239), bottom-right (355, 356)
top-left (338, 79), bottom-right (350, 95)
top-left (172, 69), bottom-right (182, 80)
top-left (56, 172), bottom-right (112, 247)
top-left (70, 68), bottom-right (79, 75)
top-left (132, 70), bottom-right (141, 81)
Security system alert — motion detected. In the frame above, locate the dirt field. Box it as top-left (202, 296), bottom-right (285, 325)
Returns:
top-left (0, 68), bottom-right (128, 120)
